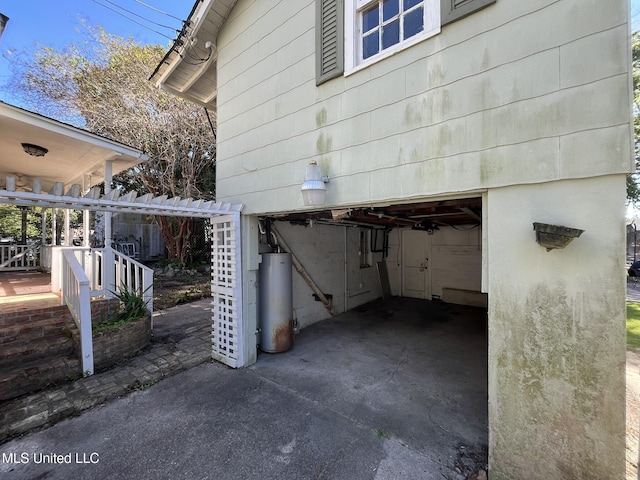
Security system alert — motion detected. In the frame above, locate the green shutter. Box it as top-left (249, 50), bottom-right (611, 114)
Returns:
top-left (316, 0), bottom-right (344, 85)
top-left (441, 0), bottom-right (495, 26)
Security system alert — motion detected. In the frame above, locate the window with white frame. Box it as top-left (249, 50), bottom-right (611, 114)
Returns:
top-left (316, 0), bottom-right (495, 84)
top-left (345, 0), bottom-right (440, 73)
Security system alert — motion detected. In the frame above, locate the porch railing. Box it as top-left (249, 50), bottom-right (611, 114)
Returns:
top-left (106, 249), bottom-right (154, 316)
top-left (52, 246), bottom-right (153, 376)
top-left (48, 247), bottom-right (153, 314)
top-left (0, 243), bottom-right (40, 271)
top-left (61, 249), bottom-right (94, 375)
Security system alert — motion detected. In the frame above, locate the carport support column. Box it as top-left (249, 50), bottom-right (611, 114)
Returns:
top-left (241, 215), bottom-right (259, 367)
top-left (486, 177), bottom-right (626, 479)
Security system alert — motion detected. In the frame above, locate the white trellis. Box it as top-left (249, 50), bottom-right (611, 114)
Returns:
top-left (0, 176), bottom-right (246, 369)
top-left (210, 214), bottom-right (243, 368)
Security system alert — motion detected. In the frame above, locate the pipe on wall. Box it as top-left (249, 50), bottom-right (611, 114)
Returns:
top-left (269, 224), bottom-right (336, 316)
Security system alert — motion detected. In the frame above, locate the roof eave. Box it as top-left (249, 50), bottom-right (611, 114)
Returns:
top-left (150, 0), bottom-right (235, 111)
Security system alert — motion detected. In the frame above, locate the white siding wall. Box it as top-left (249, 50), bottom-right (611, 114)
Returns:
top-left (216, 0), bottom-right (631, 214)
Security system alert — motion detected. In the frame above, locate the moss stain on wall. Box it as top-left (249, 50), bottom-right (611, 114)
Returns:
top-left (492, 282), bottom-right (625, 479)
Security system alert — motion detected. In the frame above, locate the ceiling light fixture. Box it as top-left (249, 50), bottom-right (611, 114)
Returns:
top-left (21, 143), bottom-right (48, 157)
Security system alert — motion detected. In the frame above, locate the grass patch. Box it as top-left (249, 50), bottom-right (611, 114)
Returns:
top-left (627, 302), bottom-right (640, 350)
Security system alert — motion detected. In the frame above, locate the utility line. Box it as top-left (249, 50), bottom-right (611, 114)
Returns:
top-left (91, 0), bottom-right (177, 41)
top-left (95, 0), bottom-right (179, 32)
top-left (134, 0), bottom-right (185, 22)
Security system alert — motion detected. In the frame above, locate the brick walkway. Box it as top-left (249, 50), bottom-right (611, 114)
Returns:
top-left (0, 299), bottom-right (212, 443)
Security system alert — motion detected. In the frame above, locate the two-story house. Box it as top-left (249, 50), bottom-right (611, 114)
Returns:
top-left (151, 0), bottom-right (632, 477)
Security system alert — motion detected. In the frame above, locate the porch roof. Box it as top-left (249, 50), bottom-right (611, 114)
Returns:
top-left (0, 101), bottom-right (148, 194)
top-left (149, 0), bottom-right (237, 110)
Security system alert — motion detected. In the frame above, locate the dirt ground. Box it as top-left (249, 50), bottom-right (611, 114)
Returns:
top-left (628, 350), bottom-right (640, 480)
top-left (152, 272), bottom-right (210, 311)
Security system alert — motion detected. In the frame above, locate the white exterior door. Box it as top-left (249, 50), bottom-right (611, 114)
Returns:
top-left (402, 229), bottom-right (431, 299)
top-left (210, 214), bottom-right (244, 368)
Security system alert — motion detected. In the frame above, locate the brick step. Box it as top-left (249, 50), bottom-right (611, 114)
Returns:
top-left (0, 316), bottom-right (75, 345)
top-left (0, 355), bottom-right (81, 402)
top-left (0, 333), bottom-right (76, 368)
top-left (0, 305), bottom-right (71, 327)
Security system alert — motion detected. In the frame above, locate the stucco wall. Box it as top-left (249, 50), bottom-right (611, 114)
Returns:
top-left (215, 0), bottom-right (631, 215)
top-left (486, 175), bottom-right (627, 479)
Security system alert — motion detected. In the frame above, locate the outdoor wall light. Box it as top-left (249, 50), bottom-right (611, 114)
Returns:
top-left (21, 143), bottom-right (48, 157)
top-left (533, 222), bottom-right (584, 252)
top-left (301, 161), bottom-right (329, 207)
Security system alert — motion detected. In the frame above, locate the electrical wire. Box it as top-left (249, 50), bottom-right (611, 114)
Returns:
top-left (95, 0), bottom-right (179, 33)
top-left (177, 52), bottom-right (208, 66)
top-left (444, 223), bottom-right (480, 231)
top-left (186, 46), bottom-right (212, 63)
top-left (204, 108), bottom-right (216, 140)
top-left (134, 0), bottom-right (185, 22)
top-left (91, 0), bottom-right (177, 41)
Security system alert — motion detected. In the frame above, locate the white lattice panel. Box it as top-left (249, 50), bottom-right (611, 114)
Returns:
top-left (210, 214), bottom-right (243, 368)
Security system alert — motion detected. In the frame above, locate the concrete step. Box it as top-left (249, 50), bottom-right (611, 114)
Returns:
top-left (0, 355), bottom-right (81, 402)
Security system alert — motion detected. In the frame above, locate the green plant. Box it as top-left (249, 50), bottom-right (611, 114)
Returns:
top-left (93, 284), bottom-right (150, 333)
top-left (110, 283), bottom-right (151, 322)
top-left (375, 428), bottom-right (390, 440)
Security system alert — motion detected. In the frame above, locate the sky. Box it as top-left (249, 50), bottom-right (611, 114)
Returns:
top-left (0, 0), bottom-right (195, 104)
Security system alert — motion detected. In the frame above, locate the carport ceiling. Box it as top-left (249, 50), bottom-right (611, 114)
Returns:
top-left (276, 197), bottom-right (482, 229)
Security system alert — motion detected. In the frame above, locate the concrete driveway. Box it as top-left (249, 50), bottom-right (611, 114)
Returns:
top-left (0, 298), bottom-right (488, 480)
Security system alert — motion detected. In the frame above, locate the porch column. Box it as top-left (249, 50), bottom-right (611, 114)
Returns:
top-left (83, 210), bottom-right (90, 247)
top-left (104, 159), bottom-right (113, 248)
top-left (20, 206), bottom-right (27, 244)
top-left (63, 209), bottom-right (70, 246)
top-left (41, 209), bottom-right (47, 244)
top-left (52, 208), bottom-right (57, 245)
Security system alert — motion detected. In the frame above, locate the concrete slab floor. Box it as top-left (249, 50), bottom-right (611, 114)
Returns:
top-left (0, 297), bottom-right (488, 480)
top-left (253, 297), bottom-right (488, 471)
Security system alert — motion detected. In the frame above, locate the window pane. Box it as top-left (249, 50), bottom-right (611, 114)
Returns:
top-left (403, 6), bottom-right (423, 39)
top-left (404, 0), bottom-right (422, 10)
top-left (383, 0), bottom-right (399, 21)
top-left (382, 19), bottom-right (399, 49)
top-left (362, 5), bottom-right (379, 32)
top-left (362, 32), bottom-right (379, 59)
